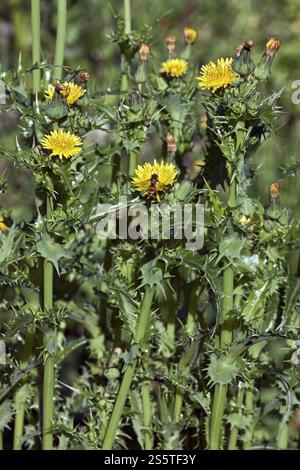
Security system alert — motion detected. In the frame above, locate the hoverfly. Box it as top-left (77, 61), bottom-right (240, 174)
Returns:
top-left (146, 173), bottom-right (166, 201)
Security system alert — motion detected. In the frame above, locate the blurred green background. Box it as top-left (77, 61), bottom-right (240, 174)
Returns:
top-left (0, 0), bottom-right (300, 214)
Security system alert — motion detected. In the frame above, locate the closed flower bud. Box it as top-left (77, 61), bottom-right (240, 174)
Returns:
top-left (45, 90), bottom-right (68, 120)
top-left (166, 35), bottom-right (176, 55)
top-left (166, 132), bottom-right (177, 153)
top-left (78, 71), bottom-right (90, 84)
top-left (254, 37), bottom-right (281, 81)
top-left (183, 27), bottom-right (198, 45)
top-left (266, 37), bottom-right (281, 56)
top-left (269, 181), bottom-right (280, 201)
top-left (233, 40), bottom-right (254, 76)
top-left (139, 43), bottom-right (151, 62)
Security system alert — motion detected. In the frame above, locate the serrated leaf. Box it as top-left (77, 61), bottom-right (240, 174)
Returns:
top-left (36, 232), bottom-right (69, 274)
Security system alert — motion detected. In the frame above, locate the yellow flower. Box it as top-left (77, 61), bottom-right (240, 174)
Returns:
top-left (239, 215), bottom-right (258, 233)
top-left (45, 85), bottom-right (55, 101)
top-left (44, 82), bottom-right (86, 106)
top-left (63, 82), bottom-right (86, 106)
top-left (197, 57), bottom-right (237, 93)
top-left (239, 215), bottom-right (252, 227)
top-left (41, 130), bottom-right (82, 159)
top-left (0, 216), bottom-right (8, 232)
top-left (161, 58), bottom-right (188, 78)
top-left (132, 160), bottom-right (178, 200)
top-left (184, 27), bottom-right (198, 45)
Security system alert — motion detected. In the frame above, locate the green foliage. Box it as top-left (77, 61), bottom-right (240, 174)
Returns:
top-left (0, 0), bottom-right (300, 453)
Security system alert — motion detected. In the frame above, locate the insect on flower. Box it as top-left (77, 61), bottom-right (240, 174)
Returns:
top-left (132, 160), bottom-right (178, 201)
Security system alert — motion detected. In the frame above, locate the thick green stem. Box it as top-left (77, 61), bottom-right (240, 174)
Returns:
top-left (278, 423), bottom-right (289, 449)
top-left (228, 387), bottom-right (245, 450)
top-left (120, 0), bottom-right (131, 93)
top-left (43, 197), bottom-right (54, 450)
top-left (102, 287), bottom-right (154, 450)
top-left (209, 177), bottom-right (237, 450)
top-left (0, 431), bottom-right (3, 450)
top-left (142, 383), bottom-right (153, 450)
top-left (31, 0), bottom-right (41, 95)
top-left (54, 0), bottom-right (67, 81)
top-left (244, 389), bottom-right (254, 449)
top-left (172, 388), bottom-right (183, 424)
top-left (156, 387), bottom-right (169, 425)
top-left (129, 152), bottom-right (137, 176)
top-left (13, 402), bottom-right (25, 450)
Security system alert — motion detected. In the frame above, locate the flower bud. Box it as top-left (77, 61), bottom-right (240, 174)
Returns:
top-left (78, 71), bottom-right (90, 85)
top-left (233, 40), bottom-right (254, 77)
top-left (266, 37), bottom-right (281, 56)
top-left (139, 43), bottom-right (151, 62)
top-left (269, 181), bottom-right (280, 201)
top-left (254, 36), bottom-right (281, 81)
top-left (166, 132), bottom-right (177, 153)
top-left (183, 27), bottom-right (198, 45)
top-left (45, 90), bottom-right (68, 120)
top-left (166, 35), bottom-right (176, 56)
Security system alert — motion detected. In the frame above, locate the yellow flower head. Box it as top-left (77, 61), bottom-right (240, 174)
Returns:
top-left (0, 216), bottom-right (8, 232)
top-left (44, 82), bottom-right (86, 106)
top-left (45, 84), bottom-right (55, 101)
top-left (161, 58), bottom-right (188, 78)
top-left (41, 130), bottom-right (82, 159)
top-left (184, 27), bottom-right (198, 45)
top-left (197, 57), bottom-right (237, 93)
top-left (132, 160), bottom-right (178, 199)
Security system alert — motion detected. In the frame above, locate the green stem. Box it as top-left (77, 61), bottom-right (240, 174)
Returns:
top-left (54, 0), bottom-right (67, 81)
top-left (209, 177), bottom-right (237, 450)
top-left (31, 0), bottom-right (41, 95)
top-left (243, 389), bottom-right (254, 449)
top-left (278, 423), bottom-right (289, 449)
top-left (43, 197), bottom-right (54, 450)
top-left (0, 431), bottom-right (3, 450)
top-left (172, 388), bottom-right (183, 424)
top-left (142, 383), bottom-right (153, 450)
top-left (13, 401), bottom-right (25, 450)
top-left (228, 387), bottom-right (245, 450)
top-left (120, 0), bottom-right (131, 93)
top-left (129, 151), bottom-right (137, 176)
top-left (13, 327), bottom-right (35, 450)
top-left (156, 387), bottom-right (168, 425)
top-left (102, 287), bottom-right (154, 450)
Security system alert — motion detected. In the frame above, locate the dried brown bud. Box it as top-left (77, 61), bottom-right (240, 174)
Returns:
top-left (166, 133), bottom-right (177, 153)
top-left (78, 71), bottom-right (90, 84)
top-left (266, 37), bottom-right (281, 56)
top-left (269, 181), bottom-right (280, 200)
top-left (166, 35), bottom-right (176, 55)
top-left (236, 40), bottom-right (253, 58)
top-left (139, 43), bottom-right (151, 62)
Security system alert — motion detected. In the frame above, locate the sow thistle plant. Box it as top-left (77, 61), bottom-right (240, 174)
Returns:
top-left (0, 0), bottom-right (300, 453)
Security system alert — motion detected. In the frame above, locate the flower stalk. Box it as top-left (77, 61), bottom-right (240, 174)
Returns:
top-left (31, 0), bottom-right (41, 95)
top-left (209, 176), bottom-right (237, 450)
top-left (42, 196), bottom-right (54, 450)
top-left (54, 0), bottom-right (67, 81)
top-left (102, 287), bottom-right (154, 450)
